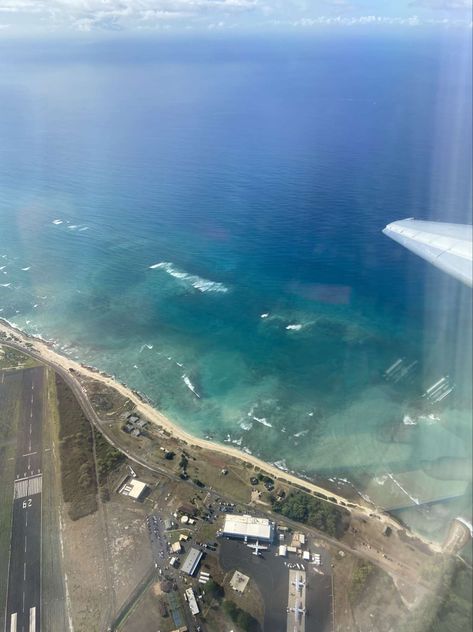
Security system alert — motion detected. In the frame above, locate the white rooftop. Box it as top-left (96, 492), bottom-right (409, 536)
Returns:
top-left (185, 588), bottom-right (200, 616)
top-left (119, 478), bottom-right (147, 499)
top-left (230, 570), bottom-right (250, 593)
top-left (222, 514), bottom-right (273, 541)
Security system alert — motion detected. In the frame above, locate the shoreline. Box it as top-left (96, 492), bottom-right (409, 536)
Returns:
top-left (0, 319), bottom-right (445, 550)
top-left (0, 320), bottom-right (371, 507)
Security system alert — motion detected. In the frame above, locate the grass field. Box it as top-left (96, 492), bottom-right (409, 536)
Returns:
top-left (0, 345), bottom-right (39, 371)
top-left (55, 374), bottom-right (98, 520)
top-left (0, 371), bottom-right (22, 630)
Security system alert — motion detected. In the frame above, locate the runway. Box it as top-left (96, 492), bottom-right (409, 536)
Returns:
top-left (4, 366), bottom-right (45, 632)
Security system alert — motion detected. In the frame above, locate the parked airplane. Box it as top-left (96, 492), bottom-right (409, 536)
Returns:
top-left (292, 574), bottom-right (306, 594)
top-left (288, 601), bottom-right (306, 623)
top-left (247, 540), bottom-right (268, 556)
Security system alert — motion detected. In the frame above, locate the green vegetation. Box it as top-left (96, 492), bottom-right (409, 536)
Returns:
top-left (205, 579), bottom-right (224, 601)
top-left (271, 490), bottom-right (347, 538)
top-left (94, 429), bottom-right (125, 482)
top-left (56, 374), bottom-right (98, 520)
top-left (400, 560), bottom-right (472, 632)
top-left (349, 561), bottom-right (375, 601)
top-left (429, 563), bottom-right (472, 632)
top-left (0, 345), bottom-right (38, 370)
top-left (223, 600), bottom-right (261, 632)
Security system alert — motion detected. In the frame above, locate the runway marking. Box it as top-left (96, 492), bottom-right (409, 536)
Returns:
top-left (24, 536), bottom-right (27, 553)
top-left (25, 510), bottom-right (28, 527)
top-left (23, 561), bottom-right (26, 581)
top-left (22, 452), bottom-right (37, 457)
top-left (22, 591), bottom-right (25, 613)
top-left (14, 475), bottom-right (42, 499)
top-left (9, 613), bottom-right (17, 632)
top-left (29, 607), bottom-right (36, 632)
top-left (30, 410), bottom-right (33, 418)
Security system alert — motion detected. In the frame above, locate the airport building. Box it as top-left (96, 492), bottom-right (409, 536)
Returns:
top-left (118, 476), bottom-right (148, 501)
top-left (230, 570), bottom-right (250, 594)
top-left (222, 514), bottom-right (274, 543)
top-left (185, 588), bottom-right (200, 616)
top-left (181, 547), bottom-right (203, 576)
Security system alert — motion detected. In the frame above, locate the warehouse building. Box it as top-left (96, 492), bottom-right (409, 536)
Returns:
top-left (221, 514), bottom-right (274, 543)
top-left (181, 547), bottom-right (203, 576)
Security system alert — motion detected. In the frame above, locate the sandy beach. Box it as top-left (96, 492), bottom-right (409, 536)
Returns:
top-left (0, 317), bottom-right (447, 553)
top-left (0, 320), bottom-right (370, 504)
top-left (0, 319), bottom-right (450, 552)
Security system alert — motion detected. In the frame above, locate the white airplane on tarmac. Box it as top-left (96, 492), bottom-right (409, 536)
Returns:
top-left (247, 540), bottom-right (268, 556)
top-left (292, 574), bottom-right (306, 594)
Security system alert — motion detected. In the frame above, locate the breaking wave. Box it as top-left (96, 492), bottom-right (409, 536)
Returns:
top-left (182, 374), bottom-right (200, 398)
top-left (149, 261), bottom-right (228, 293)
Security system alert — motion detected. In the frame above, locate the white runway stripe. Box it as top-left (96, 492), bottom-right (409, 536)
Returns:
top-left (13, 475), bottom-right (42, 499)
top-left (10, 613), bottom-right (17, 632)
top-left (29, 607), bottom-right (36, 632)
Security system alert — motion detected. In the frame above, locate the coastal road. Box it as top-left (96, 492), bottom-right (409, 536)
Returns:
top-left (4, 366), bottom-right (45, 632)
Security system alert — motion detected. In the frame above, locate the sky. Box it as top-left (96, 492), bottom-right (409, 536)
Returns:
top-left (0, 0), bottom-right (471, 34)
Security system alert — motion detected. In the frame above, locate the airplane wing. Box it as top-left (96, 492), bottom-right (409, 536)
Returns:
top-left (383, 218), bottom-right (473, 287)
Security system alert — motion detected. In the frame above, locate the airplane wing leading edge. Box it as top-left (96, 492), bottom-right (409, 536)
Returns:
top-left (383, 218), bottom-right (473, 287)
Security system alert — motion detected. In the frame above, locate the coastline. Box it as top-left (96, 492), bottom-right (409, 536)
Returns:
top-left (0, 319), bottom-right (369, 506)
top-left (0, 318), bottom-right (445, 550)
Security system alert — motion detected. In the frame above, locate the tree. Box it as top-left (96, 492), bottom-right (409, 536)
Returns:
top-left (205, 580), bottom-right (224, 601)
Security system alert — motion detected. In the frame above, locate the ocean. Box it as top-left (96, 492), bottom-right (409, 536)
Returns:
top-left (0, 31), bottom-right (471, 540)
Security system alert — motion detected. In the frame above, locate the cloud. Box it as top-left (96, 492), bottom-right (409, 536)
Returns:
top-left (0, 0), bottom-right (262, 32)
top-left (409, 0), bottom-right (472, 9)
top-left (286, 13), bottom-right (472, 27)
top-left (0, 0), bottom-right (471, 32)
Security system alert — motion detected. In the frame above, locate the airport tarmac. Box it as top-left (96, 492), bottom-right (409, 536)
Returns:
top-left (219, 537), bottom-right (332, 631)
top-left (4, 366), bottom-right (45, 632)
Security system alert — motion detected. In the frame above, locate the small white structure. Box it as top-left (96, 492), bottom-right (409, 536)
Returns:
top-left (171, 541), bottom-right (182, 554)
top-left (230, 570), bottom-right (250, 594)
top-left (303, 551), bottom-right (310, 561)
top-left (279, 545), bottom-right (288, 557)
top-left (118, 477), bottom-right (148, 500)
top-left (185, 588), bottom-right (200, 615)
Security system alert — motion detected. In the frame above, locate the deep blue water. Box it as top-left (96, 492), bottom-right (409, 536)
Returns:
top-left (0, 32), bottom-right (471, 538)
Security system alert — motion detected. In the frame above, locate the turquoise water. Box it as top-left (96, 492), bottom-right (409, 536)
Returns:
top-left (0, 33), bottom-right (471, 538)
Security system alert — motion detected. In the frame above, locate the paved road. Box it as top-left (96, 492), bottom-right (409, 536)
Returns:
top-left (4, 366), bottom-right (45, 632)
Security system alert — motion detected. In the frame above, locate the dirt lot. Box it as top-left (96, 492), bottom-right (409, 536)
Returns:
top-left (332, 551), bottom-right (408, 632)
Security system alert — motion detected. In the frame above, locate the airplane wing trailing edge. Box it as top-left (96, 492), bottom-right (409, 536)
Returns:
top-left (383, 218), bottom-right (473, 287)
